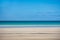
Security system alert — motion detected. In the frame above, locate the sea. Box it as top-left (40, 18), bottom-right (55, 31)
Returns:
top-left (0, 21), bottom-right (60, 28)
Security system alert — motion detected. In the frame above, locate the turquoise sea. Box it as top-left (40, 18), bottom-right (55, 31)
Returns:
top-left (0, 21), bottom-right (60, 28)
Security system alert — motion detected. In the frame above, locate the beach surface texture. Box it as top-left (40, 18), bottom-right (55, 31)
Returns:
top-left (0, 27), bottom-right (60, 40)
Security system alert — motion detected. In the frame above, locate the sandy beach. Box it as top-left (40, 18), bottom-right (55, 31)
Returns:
top-left (0, 27), bottom-right (60, 40)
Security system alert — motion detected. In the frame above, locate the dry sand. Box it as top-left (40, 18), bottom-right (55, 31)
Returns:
top-left (0, 27), bottom-right (60, 40)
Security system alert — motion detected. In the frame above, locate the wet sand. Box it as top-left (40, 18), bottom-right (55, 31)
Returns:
top-left (0, 27), bottom-right (60, 40)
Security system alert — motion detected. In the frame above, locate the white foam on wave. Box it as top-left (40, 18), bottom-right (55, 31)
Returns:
top-left (0, 25), bottom-right (60, 28)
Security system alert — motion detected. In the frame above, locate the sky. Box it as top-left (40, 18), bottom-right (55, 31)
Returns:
top-left (0, 0), bottom-right (60, 21)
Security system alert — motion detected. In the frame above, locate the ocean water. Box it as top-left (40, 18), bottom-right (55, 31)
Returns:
top-left (0, 21), bottom-right (60, 28)
top-left (0, 21), bottom-right (60, 25)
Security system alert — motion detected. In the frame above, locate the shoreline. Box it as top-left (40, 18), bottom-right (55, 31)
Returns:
top-left (0, 25), bottom-right (60, 28)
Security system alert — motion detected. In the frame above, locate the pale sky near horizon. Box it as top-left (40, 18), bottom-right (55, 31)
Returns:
top-left (0, 0), bottom-right (60, 21)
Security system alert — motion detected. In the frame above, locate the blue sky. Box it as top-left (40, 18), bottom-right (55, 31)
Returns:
top-left (0, 0), bottom-right (60, 21)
